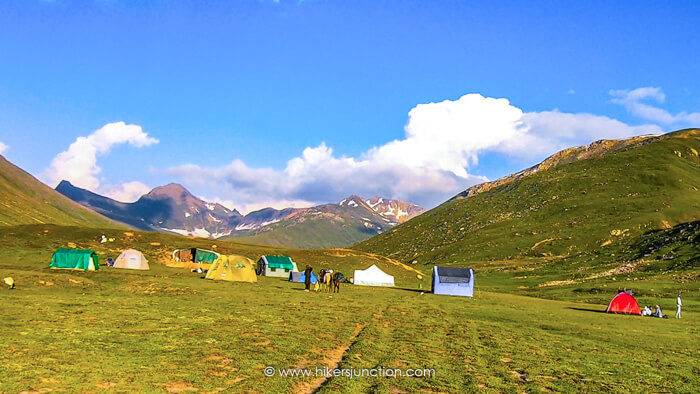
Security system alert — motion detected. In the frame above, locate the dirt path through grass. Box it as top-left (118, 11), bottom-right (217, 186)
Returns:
top-left (295, 322), bottom-right (369, 394)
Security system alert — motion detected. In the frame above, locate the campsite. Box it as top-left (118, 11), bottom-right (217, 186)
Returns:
top-left (0, 224), bottom-right (697, 392)
top-left (1, 2), bottom-right (699, 393)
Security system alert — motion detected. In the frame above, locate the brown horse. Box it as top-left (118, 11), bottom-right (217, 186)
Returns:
top-left (329, 272), bottom-right (342, 293)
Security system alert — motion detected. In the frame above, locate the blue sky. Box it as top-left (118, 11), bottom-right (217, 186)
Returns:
top-left (0, 0), bottom-right (698, 212)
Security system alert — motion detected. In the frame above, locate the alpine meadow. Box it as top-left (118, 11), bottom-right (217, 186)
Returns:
top-left (0, 1), bottom-right (698, 393)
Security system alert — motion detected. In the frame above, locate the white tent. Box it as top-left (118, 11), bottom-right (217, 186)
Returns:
top-left (114, 249), bottom-right (149, 270)
top-left (353, 264), bottom-right (395, 287)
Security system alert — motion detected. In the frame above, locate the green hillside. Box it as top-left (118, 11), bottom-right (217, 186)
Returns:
top-left (232, 215), bottom-right (379, 249)
top-left (0, 155), bottom-right (122, 228)
top-left (355, 129), bottom-right (700, 285)
top-left (225, 196), bottom-right (411, 249)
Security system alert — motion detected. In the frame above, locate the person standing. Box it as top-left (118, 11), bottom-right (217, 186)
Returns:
top-left (676, 294), bottom-right (682, 319)
top-left (304, 265), bottom-right (313, 292)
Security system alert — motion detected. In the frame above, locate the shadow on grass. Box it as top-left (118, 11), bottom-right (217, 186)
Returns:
top-left (394, 287), bottom-right (429, 294)
top-left (566, 307), bottom-right (607, 314)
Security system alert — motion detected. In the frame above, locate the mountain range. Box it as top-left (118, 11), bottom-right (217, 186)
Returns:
top-left (0, 127), bottom-right (697, 284)
top-left (55, 181), bottom-right (425, 248)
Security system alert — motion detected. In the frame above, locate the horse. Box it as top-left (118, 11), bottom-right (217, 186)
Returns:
top-left (330, 272), bottom-right (342, 293)
top-left (318, 269), bottom-right (329, 292)
top-left (318, 269), bottom-right (335, 293)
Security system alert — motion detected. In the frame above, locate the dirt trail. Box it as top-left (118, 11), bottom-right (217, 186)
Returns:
top-left (294, 322), bottom-right (368, 394)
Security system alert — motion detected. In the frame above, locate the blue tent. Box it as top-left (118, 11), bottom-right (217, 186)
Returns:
top-left (289, 271), bottom-right (318, 284)
top-left (432, 266), bottom-right (474, 297)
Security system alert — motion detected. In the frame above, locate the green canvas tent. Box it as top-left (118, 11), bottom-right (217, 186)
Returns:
top-left (194, 249), bottom-right (219, 264)
top-left (256, 255), bottom-right (298, 277)
top-left (50, 249), bottom-right (99, 271)
top-left (171, 248), bottom-right (219, 265)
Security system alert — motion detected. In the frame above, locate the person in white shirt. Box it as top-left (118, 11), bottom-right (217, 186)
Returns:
top-left (676, 294), bottom-right (682, 319)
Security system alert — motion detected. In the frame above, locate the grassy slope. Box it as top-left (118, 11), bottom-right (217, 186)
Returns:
top-left (230, 218), bottom-right (378, 249)
top-left (355, 130), bottom-right (700, 283)
top-left (0, 253), bottom-right (697, 392)
top-left (0, 155), bottom-right (121, 228)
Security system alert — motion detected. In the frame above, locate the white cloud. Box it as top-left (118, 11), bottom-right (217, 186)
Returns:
top-left (44, 122), bottom-right (158, 204)
top-left (0, 142), bottom-right (8, 155)
top-left (100, 181), bottom-right (151, 203)
top-left (166, 93), bottom-right (670, 209)
top-left (45, 121), bottom-right (158, 190)
top-left (168, 94), bottom-right (524, 208)
top-left (497, 110), bottom-right (663, 159)
top-left (204, 197), bottom-right (237, 212)
top-left (610, 87), bottom-right (700, 124)
top-left (367, 94), bottom-right (525, 177)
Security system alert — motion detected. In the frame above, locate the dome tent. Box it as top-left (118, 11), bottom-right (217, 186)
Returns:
top-left (206, 255), bottom-right (257, 283)
top-left (113, 249), bottom-right (149, 270)
top-left (289, 271), bottom-right (318, 284)
top-left (606, 291), bottom-right (641, 315)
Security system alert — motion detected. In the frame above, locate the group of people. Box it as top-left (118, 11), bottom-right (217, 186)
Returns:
top-left (303, 265), bottom-right (342, 293)
top-left (641, 295), bottom-right (683, 319)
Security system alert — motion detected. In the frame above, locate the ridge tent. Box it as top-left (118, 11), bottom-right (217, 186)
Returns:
top-left (50, 249), bottom-right (99, 271)
top-left (172, 248), bottom-right (219, 263)
top-left (353, 264), bottom-right (395, 287)
top-left (256, 255), bottom-right (298, 277)
top-left (289, 271), bottom-right (318, 284)
top-left (205, 255), bottom-right (257, 283)
top-left (113, 249), bottom-right (149, 270)
top-left (606, 291), bottom-right (642, 315)
top-left (432, 266), bottom-right (474, 297)
top-left (171, 248), bottom-right (219, 269)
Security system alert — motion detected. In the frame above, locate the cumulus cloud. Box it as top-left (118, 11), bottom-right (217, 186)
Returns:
top-left (44, 122), bottom-right (158, 202)
top-left (0, 142), bottom-right (8, 155)
top-left (100, 181), bottom-right (152, 203)
top-left (168, 94), bottom-right (531, 209)
top-left (367, 94), bottom-right (525, 177)
top-left (166, 93), bottom-right (669, 209)
top-left (610, 87), bottom-right (700, 125)
top-left (498, 110), bottom-right (662, 159)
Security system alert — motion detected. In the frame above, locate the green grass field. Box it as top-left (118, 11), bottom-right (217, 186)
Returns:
top-left (1, 226), bottom-right (698, 392)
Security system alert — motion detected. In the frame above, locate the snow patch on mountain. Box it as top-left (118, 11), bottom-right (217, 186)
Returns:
top-left (366, 198), bottom-right (383, 208)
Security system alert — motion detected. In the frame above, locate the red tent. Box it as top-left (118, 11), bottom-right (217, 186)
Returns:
top-left (606, 292), bottom-right (641, 315)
